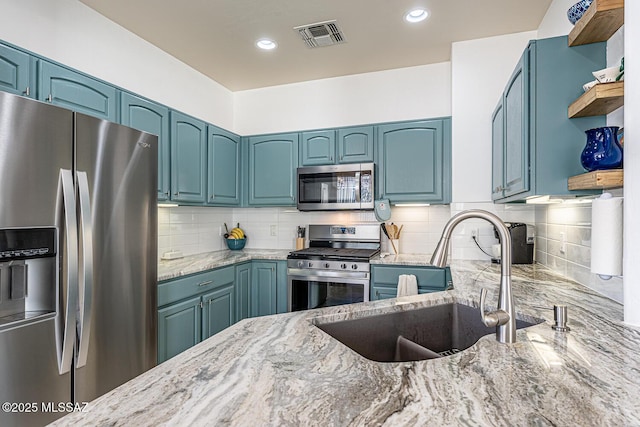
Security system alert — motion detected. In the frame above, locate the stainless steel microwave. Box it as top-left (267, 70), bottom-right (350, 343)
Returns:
top-left (297, 163), bottom-right (374, 211)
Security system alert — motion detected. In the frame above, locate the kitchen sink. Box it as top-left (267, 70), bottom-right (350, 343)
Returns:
top-left (316, 303), bottom-right (542, 362)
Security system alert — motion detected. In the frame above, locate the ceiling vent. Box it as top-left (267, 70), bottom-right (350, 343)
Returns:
top-left (294, 20), bottom-right (346, 48)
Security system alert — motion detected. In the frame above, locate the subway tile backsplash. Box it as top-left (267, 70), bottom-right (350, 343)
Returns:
top-left (158, 200), bottom-right (623, 304)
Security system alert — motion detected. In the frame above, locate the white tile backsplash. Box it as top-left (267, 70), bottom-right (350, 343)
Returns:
top-left (157, 201), bottom-right (622, 304)
top-left (534, 203), bottom-right (623, 303)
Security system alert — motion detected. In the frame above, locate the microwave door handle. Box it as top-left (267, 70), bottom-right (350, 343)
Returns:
top-left (55, 169), bottom-right (78, 375)
top-left (355, 172), bottom-right (361, 204)
top-left (76, 171), bottom-right (93, 368)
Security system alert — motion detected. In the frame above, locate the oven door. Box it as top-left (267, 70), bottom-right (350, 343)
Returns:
top-left (287, 269), bottom-right (370, 312)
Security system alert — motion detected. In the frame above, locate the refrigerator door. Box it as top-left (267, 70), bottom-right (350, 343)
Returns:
top-left (0, 92), bottom-right (75, 426)
top-left (74, 113), bottom-right (158, 402)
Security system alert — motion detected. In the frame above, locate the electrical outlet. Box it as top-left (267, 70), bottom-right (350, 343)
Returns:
top-left (270, 225), bottom-right (277, 236)
top-left (560, 232), bottom-right (567, 254)
top-left (471, 228), bottom-right (479, 240)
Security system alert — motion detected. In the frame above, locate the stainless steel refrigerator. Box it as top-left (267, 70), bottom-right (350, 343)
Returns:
top-left (0, 91), bottom-right (157, 426)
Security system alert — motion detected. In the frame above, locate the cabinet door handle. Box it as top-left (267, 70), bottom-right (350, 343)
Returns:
top-left (23, 87), bottom-right (30, 97)
top-left (174, 192), bottom-right (179, 196)
top-left (198, 280), bottom-right (214, 287)
top-left (209, 195), bottom-right (214, 201)
top-left (199, 301), bottom-right (204, 309)
top-left (165, 191), bottom-right (170, 197)
top-left (46, 94), bottom-right (52, 103)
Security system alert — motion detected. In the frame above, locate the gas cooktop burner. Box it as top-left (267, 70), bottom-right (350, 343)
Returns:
top-left (288, 247), bottom-right (380, 260)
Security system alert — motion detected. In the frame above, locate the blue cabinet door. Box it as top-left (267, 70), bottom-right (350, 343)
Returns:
top-left (207, 126), bottom-right (241, 205)
top-left (157, 296), bottom-right (202, 363)
top-left (337, 126), bottom-right (374, 164)
top-left (202, 283), bottom-right (235, 339)
top-left (120, 92), bottom-right (170, 200)
top-left (170, 111), bottom-right (207, 203)
top-left (250, 262), bottom-right (277, 317)
top-left (377, 119), bottom-right (451, 203)
top-left (248, 133), bottom-right (298, 206)
top-left (503, 52), bottom-right (529, 199)
top-left (300, 130), bottom-right (335, 165)
top-left (276, 261), bottom-right (288, 314)
top-left (0, 43), bottom-right (34, 98)
top-left (235, 263), bottom-right (251, 322)
top-left (39, 61), bottom-right (117, 122)
top-left (491, 100), bottom-right (505, 201)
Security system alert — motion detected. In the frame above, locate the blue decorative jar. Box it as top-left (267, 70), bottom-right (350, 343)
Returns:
top-left (580, 126), bottom-right (623, 171)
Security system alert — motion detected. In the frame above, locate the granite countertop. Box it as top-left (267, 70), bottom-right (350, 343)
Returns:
top-left (158, 249), bottom-right (291, 281)
top-left (56, 261), bottom-right (640, 426)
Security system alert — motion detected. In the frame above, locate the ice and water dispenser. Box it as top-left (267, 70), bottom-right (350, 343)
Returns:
top-left (0, 228), bottom-right (57, 328)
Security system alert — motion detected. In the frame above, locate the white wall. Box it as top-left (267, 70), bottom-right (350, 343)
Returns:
top-left (623, 3), bottom-right (640, 325)
top-left (450, 31), bottom-right (537, 202)
top-left (233, 63), bottom-right (451, 135)
top-left (0, 0), bottom-right (234, 130)
top-left (536, 0), bottom-right (576, 39)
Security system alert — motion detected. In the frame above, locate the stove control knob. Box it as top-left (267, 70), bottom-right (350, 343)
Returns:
top-left (307, 262), bottom-right (313, 268)
top-left (341, 263), bottom-right (347, 269)
top-left (351, 264), bottom-right (358, 270)
top-left (297, 261), bottom-right (304, 268)
top-left (324, 263), bottom-right (331, 269)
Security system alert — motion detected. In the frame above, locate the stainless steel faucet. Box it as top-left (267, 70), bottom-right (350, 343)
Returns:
top-left (430, 209), bottom-right (516, 344)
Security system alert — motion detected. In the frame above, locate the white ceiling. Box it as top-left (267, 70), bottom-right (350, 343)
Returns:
top-left (79, 0), bottom-right (552, 91)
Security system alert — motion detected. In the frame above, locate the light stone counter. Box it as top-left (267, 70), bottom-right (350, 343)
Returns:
top-left (158, 249), bottom-right (291, 281)
top-left (370, 253), bottom-right (433, 266)
top-left (54, 261), bottom-right (640, 426)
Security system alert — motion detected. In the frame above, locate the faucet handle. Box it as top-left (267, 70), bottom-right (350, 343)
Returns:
top-left (480, 288), bottom-right (510, 328)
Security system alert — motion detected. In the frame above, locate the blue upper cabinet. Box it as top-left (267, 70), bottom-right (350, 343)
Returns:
top-left (38, 61), bottom-right (117, 122)
top-left (503, 53), bottom-right (529, 200)
top-left (491, 100), bottom-right (505, 201)
top-left (376, 118), bottom-right (451, 204)
top-left (492, 36), bottom-right (606, 202)
top-left (170, 111), bottom-right (207, 203)
top-left (337, 126), bottom-right (374, 164)
top-left (207, 126), bottom-right (241, 206)
top-left (247, 133), bottom-right (299, 206)
top-left (0, 43), bottom-right (35, 98)
top-left (300, 130), bottom-right (335, 166)
top-left (120, 92), bottom-right (170, 200)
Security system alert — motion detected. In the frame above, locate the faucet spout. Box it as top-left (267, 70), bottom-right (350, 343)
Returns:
top-left (430, 209), bottom-right (516, 343)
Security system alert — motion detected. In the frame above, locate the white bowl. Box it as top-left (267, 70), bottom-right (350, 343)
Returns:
top-left (583, 80), bottom-right (598, 92)
top-left (592, 65), bottom-right (622, 83)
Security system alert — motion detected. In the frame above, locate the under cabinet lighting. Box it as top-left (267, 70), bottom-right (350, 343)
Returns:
top-left (158, 203), bottom-right (179, 208)
top-left (393, 203), bottom-right (431, 207)
top-left (405, 9), bottom-right (429, 23)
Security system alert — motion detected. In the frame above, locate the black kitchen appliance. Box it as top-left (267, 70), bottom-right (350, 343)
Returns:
top-left (492, 223), bottom-right (534, 264)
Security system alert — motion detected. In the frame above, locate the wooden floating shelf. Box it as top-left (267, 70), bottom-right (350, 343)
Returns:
top-left (568, 169), bottom-right (623, 190)
top-left (568, 81), bottom-right (624, 118)
top-left (568, 0), bottom-right (624, 46)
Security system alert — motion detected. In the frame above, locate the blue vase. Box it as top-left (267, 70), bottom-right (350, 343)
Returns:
top-left (580, 127), bottom-right (623, 172)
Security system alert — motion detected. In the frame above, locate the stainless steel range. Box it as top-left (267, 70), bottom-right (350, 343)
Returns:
top-left (287, 224), bottom-right (380, 312)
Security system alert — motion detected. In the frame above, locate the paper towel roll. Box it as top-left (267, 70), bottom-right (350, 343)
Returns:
top-left (591, 193), bottom-right (623, 278)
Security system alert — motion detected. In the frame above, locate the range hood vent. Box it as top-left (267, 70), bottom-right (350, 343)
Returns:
top-left (294, 20), bottom-right (346, 48)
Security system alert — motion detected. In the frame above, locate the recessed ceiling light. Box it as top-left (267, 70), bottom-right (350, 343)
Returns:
top-left (405, 8), bottom-right (429, 23)
top-left (256, 39), bottom-right (277, 50)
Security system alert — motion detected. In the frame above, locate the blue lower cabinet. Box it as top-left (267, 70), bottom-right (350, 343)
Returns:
top-left (38, 61), bottom-right (117, 122)
top-left (276, 261), bottom-right (288, 314)
top-left (0, 42), bottom-right (35, 98)
top-left (157, 266), bottom-right (235, 363)
top-left (157, 296), bottom-right (202, 363)
top-left (202, 284), bottom-right (235, 339)
top-left (250, 262), bottom-right (277, 317)
top-left (235, 263), bottom-right (251, 322)
top-left (370, 265), bottom-right (452, 301)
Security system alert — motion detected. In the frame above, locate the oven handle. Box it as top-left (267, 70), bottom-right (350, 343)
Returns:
top-left (287, 269), bottom-right (369, 284)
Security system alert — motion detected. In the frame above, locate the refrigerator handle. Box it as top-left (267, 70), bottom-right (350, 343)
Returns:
top-left (55, 169), bottom-right (78, 375)
top-left (76, 171), bottom-right (94, 368)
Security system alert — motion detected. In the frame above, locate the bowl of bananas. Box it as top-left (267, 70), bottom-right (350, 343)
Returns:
top-left (225, 223), bottom-right (247, 250)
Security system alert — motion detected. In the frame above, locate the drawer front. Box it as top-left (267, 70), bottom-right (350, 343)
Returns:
top-left (158, 266), bottom-right (235, 307)
top-left (371, 265), bottom-right (449, 291)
